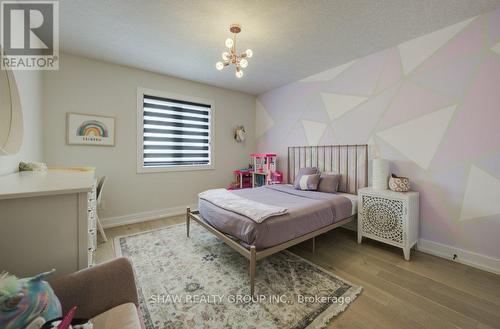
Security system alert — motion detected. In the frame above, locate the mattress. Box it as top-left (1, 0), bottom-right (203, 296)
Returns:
top-left (336, 192), bottom-right (358, 215)
top-left (198, 184), bottom-right (355, 250)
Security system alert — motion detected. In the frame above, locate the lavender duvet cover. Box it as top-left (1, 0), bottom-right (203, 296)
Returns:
top-left (198, 184), bottom-right (353, 250)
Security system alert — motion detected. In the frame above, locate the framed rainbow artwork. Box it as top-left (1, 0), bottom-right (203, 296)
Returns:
top-left (67, 113), bottom-right (115, 146)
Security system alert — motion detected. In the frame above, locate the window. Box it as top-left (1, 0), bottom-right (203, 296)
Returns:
top-left (137, 89), bottom-right (214, 173)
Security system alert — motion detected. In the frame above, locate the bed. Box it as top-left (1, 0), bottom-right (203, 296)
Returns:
top-left (187, 144), bottom-right (368, 295)
top-left (199, 184), bottom-right (358, 250)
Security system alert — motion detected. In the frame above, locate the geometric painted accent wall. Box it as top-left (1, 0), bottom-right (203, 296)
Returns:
top-left (256, 7), bottom-right (500, 260)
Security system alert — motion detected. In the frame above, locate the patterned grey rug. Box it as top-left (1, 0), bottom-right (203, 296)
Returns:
top-left (115, 223), bottom-right (361, 329)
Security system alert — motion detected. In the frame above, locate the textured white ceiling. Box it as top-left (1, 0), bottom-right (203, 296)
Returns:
top-left (59, 0), bottom-right (500, 95)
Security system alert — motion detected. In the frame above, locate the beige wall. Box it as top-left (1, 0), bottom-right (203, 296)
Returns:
top-left (43, 54), bottom-right (255, 222)
top-left (0, 70), bottom-right (43, 176)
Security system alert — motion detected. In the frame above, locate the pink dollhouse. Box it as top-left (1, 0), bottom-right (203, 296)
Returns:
top-left (230, 153), bottom-right (283, 189)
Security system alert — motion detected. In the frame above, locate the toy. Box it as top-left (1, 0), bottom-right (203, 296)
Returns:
top-left (234, 126), bottom-right (246, 142)
top-left (0, 270), bottom-right (62, 329)
top-left (42, 310), bottom-right (93, 329)
top-left (229, 154), bottom-right (283, 189)
top-left (250, 153), bottom-right (283, 187)
top-left (229, 168), bottom-right (253, 189)
top-left (251, 153), bottom-right (276, 174)
top-left (19, 161), bottom-right (48, 172)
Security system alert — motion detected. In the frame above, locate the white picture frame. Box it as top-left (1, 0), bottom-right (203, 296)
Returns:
top-left (67, 113), bottom-right (115, 146)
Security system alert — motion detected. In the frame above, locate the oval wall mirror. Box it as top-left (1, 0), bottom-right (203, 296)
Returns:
top-left (0, 53), bottom-right (23, 155)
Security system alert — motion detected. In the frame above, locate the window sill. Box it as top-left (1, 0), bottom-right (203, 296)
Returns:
top-left (137, 164), bottom-right (215, 174)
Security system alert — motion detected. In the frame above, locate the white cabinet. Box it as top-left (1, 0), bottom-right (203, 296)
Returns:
top-left (87, 183), bottom-right (97, 267)
top-left (0, 170), bottom-right (97, 277)
top-left (357, 187), bottom-right (419, 260)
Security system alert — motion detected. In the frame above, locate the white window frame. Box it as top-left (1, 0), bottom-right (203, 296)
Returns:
top-left (137, 87), bottom-right (215, 173)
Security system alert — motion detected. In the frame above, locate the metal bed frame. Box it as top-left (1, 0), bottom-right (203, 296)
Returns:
top-left (186, 144), bottom-right (368, 295)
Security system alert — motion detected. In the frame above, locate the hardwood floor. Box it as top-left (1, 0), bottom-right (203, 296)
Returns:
top-left (97, 216), bottom-right (500, 329)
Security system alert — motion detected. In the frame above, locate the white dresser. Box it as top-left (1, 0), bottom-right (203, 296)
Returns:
top-left (0, 169), bottom-right (97, 277)
top-left (357, 187), bottom-right (419, 260)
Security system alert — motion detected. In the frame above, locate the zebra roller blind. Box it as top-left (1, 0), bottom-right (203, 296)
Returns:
top-left (142, 94), bottom-right (212, 168)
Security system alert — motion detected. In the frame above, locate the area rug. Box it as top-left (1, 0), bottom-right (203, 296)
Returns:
top-left (115, 223), bottom-right (361, 329)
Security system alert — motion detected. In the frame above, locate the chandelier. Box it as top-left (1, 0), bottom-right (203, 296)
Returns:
top-left (215, 24), bottom-right (253, 78)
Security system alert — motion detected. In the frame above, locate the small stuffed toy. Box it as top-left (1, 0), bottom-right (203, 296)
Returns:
top-left (42, 308), bottom-right (93, 329)
top-left (0, 270), bottom-right (62, 329)
top-left (18, 162), bottom-right (48, 172)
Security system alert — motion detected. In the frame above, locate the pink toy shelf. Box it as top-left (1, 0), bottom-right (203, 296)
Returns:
top-left (229, 153), bottom-right (283, 189)
top-left (229, 169), bottom-right (253, 190)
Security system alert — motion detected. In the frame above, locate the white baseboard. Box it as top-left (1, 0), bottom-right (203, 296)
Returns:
top-left (101, 204), bottom-right (197, 229)
top-left (342, 222), bottom-right (499, 275)
top-left (417, 239), bottom-right (500, 275)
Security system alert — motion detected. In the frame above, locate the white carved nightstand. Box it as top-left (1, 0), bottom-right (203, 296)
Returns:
top-left (357, 187), bottom-right (419, 260)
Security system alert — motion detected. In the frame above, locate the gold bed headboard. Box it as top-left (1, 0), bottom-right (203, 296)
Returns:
top-left (287, 144), bottom-right (368, 194)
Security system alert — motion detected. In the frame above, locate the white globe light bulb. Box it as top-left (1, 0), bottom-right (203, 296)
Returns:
top-left (240, 58), bottom-right (248, 68)
top-left (222, 52), bottom-right (230, 60)
top-left (245, 49), bottom-right (253, 58)
top-left (215, 62), bottom-right (224, 70)
top-left (235, 70), bottom-right (244, 78)
top-left (225, 38), bottom-right (234, 48)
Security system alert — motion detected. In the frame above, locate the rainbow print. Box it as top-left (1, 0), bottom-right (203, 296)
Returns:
top-left (76, 120), bottom-right (109, 138)
top-left (68, 113), bottom-right (115, 146)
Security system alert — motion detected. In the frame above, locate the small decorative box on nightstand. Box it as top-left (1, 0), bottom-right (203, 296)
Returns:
top-left (357, 187), bottom-right (419, 260)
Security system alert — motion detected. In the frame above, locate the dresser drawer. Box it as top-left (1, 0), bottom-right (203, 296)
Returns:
top-left (88, 248), bottom-right (95, 267)
top-left (86, 179), bottom-right (98, 268)
top-left (88, 210), bottom-right (96, 231)
top-left (88, 185), bottom-right (96, 199)
top-left (88, 229), bottom-right (97, 250)
top-left (87, 199), bottom-right (97, 211)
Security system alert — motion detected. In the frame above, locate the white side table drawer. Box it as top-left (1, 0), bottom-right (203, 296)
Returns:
top-left (361, 194), bottom-right (405, 244)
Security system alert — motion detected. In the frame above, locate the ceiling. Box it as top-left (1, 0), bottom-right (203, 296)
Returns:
top-left (59, 0), bottom-right (500, 95)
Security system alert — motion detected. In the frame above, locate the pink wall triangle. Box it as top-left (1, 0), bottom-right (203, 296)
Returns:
top-left (411, 53), bottom-right (483, 100)
top-left (486, 7), bottom-right (500, 47)
top-left (417, 178), bottom-right (458, 246)
top-left (332, 83), bottom-right (400, 144)
top-left (376, 80), bottom-right (454, 131)
top-left (326, 49), bottom-right (389, 96)
top-left (375, 48), bottom-right (403, 94)
top-left (258, 85), bottom-right (313, 142)
top-left (416, 17), bottom-right (486, 73)
top-left (431, 54), bottom-right (500, 169)
top-left (477, 151), bottom-right (500, 178)
top-left (429, 164), bottom-right (469, 221)
top-left (299, 97), bottom-right (330, 122)
top-left (458, 219), bottom-right (500, 259)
